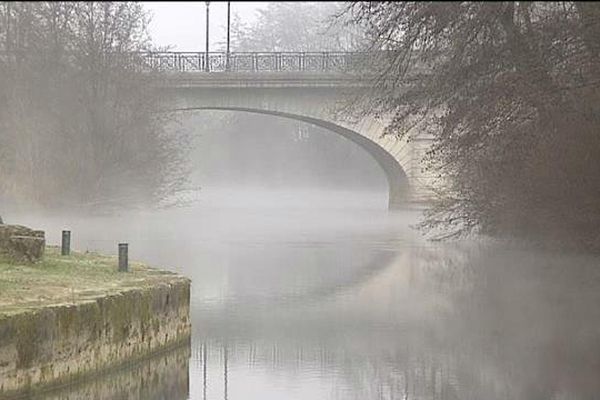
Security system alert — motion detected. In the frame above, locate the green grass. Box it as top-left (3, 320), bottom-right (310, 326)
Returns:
top-left (0, 246), bottom-right (182, 315)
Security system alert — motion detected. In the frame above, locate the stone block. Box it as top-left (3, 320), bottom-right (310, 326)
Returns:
top-left (0, 225), bottom-right (45, 262)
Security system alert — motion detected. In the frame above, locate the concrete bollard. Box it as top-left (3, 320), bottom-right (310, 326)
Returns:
top-left (118, 243), bottom-right (129, 272)
top-left (61, 230), bottom-right (71, 256)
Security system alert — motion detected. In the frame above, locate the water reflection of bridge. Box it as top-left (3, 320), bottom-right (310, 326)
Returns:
top-left (188, 244), bottom-right (472, 400)
top-left (189, 243), bottom-right (600, 400)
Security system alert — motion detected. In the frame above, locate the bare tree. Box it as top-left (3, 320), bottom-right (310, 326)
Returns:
top-left (226, 2), bottom-right (365, 52)
top-left (345, 2), bottom-right (600, 250)
top-left (0, 2), bottom-right (191, 213)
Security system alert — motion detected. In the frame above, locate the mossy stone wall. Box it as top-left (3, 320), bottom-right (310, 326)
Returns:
top-left (0, 278), bottom-right (191, 399)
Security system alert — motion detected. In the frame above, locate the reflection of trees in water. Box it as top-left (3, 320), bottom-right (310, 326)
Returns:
top-left (350, 243), bottom-right (600, 400)
top-left (195, 243), bottom-right (600, 400)
top-left (192, 337), bottom-right (468, 400)
top-left (33, 344), bottom-right (190, 400)
top-left (447, 248), bottom-right (600, 400)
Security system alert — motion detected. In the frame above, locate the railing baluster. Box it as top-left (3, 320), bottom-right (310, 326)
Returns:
top-left (111, 50), bottom-right (369, 73)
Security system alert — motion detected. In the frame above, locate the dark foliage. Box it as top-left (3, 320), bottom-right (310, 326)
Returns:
top-left (347, 2), bottom-right (600, 249)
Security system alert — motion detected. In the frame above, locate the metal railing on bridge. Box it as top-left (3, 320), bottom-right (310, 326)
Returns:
top-left (135, 51), bottom-right (370, 73)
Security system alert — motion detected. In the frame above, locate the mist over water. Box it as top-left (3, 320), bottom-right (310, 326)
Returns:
top-left (3, 2), bottom-right (599, 399)
top-left (12, 117), bottom-right (600, 400)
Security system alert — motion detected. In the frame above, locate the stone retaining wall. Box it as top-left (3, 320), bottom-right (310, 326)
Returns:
top-left (0, 278), bottom-right (191, 399)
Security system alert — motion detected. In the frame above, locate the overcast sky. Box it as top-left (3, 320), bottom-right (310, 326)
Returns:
top-left (142, 1), bottom-right (269, 51)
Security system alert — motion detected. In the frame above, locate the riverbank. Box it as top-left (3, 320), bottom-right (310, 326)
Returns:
top-left (0, 247), bottom-right (191, 399)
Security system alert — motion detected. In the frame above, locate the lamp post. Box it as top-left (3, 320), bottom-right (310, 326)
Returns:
top-left (5, 2), bottom-right (11, 52)
top-left (205, 1), bottom-right (210, 72)
top-left (226, 1), bottom-right (231, 71)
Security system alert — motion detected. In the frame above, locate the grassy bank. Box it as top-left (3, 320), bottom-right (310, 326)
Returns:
top-left (0, 246), bottom-right (180, 315)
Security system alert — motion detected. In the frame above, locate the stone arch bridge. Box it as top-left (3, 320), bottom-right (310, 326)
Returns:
top-left (148, 52), bottom-right (433, 208)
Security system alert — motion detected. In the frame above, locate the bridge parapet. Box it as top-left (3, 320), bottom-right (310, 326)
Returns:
top-left (136, 51), bottom-right (372, 73)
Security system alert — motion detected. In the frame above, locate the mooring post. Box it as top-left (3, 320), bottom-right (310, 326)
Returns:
top-left (118, 243), bottom-right (129, 272)
top-left (61, 230), bottom-right (71, 256)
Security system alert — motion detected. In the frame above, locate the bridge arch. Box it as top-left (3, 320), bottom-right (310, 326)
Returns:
top-left (172, 106), bottom-right (410, 209)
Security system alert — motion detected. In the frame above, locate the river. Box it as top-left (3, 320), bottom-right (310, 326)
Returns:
top-left (15, 189), bottom-right (600, 400)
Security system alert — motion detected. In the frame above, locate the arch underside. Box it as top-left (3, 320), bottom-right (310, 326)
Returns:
top-left (172, 106), bottom-right (411, 209)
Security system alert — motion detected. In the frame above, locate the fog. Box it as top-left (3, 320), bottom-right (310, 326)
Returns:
top-left (185, 111), bottom-right (388, 203)
top-left (144, 2), bottom-right (268, 51)
top-left (10, 115), bottom-right (600, 400)
top-left (2, 2), bottom-right (600, 400)
top-left (12, 206), bottom-right (600, 400)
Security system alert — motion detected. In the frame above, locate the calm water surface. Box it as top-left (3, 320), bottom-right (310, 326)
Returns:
top-left (17, 191), bottom-right (600, 400)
